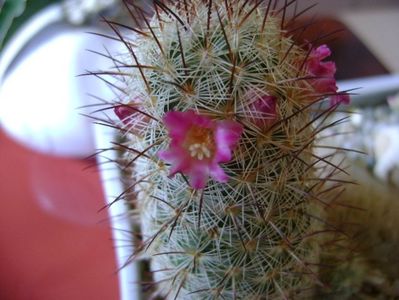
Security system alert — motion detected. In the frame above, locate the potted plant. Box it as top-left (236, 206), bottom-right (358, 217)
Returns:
top-left (94, 1), bottom-right (399, 299)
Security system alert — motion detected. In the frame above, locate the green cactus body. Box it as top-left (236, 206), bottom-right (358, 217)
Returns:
top-left (106, 1), bottom-right (349, 299)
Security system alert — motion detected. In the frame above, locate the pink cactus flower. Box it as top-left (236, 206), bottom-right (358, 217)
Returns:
top-left (114, 104), bottom-right (137, 125)
top-left (329, 93), bottom-right (350, 106)
top-left (248, 95), bottom-right (277, 129)
top-left (158, 110), bottom-right (243, 189)
top-left (306, 44), bottom-right (350, 106)
top-left (114, 99), bottom-right (150, 134)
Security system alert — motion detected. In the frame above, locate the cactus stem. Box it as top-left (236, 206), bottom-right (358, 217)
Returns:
top-left (215, 8), bottom-right (233, 61)
top-left (314, 28), bottom-right (346, 46)
top-left (140, 9), bottom-right (165, 56)
top-left (86, 48), bottom-right (125, 67)
top-left (85, 70), bottom-right (128, 95)
top-left (197, 190), bottom-right (205, 229)
top-left (175, 22), bottom-right (189, 76)
top-left (98, 1), bottom-right (354, 297)
top-left (111, 141), bottom-right (152, 160)
top-left (168, 209), bottom-right (184, 241)
top-left (104, 19), bottom-right (149, 38)
top-left (121, 0), bottom-right (143, 33)
top-left (101, 171), bottom-right (155, 211)
top-left (261, 0), bottom-right (273, 32)
top-left (154, 0), bottom-right (185, 27)
top-left (228, 57), bottom-right (237, 96)
top-left (105, 19), bottom-right (152, 94)
top-left (238, 0), bottom-right (263, 28)
top-left (280, 0), bottom-right (288, 29)
top-left (80, 70), bottom-right (131, 77)
top-left (182, 0), bottom-right (190, 24)
top-left (206, 0), bottom-right (213, 43)
top-left (280, 38), bottom-right (297, 64)
top-left (239, 0), bottom-right (251, 16)
top-left (291, 3), bottom-right (318, 25)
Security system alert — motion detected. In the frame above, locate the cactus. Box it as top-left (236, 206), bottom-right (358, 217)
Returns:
top-left (100, 0), bottom-right (351, 299)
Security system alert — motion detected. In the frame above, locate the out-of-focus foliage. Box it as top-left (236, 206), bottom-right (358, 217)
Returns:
top-left (0, 0), bottom-right (26, 47)
top-left (0, 0), bottom-right (62, 49)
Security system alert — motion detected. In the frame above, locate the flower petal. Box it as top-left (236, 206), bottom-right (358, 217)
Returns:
top-left (114, 104), bottom-right (138, 125)
top-left (306, 44), bottom-right (350, 107)
top-left (163, 110), bottom-right (196, 141)
top-left (329, 94), bottom-right (351, 107)
top-left (159, 111), bottom-right (243, 189)
top-left (158, 148), bottom-right (187, 176)
top-left (188, 164), bottom-right (210, 189)
top-left (210, 164), bottom-right (229, 183)
top-left (215, 121), bottom-right (243, 162)
top-left (310, 44), bottom-right (331, 61)
top-left (249, 95), bottom-right (277, 128)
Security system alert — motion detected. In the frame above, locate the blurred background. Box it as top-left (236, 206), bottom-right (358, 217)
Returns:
top-left (1, 1), bottom-right (399, 299)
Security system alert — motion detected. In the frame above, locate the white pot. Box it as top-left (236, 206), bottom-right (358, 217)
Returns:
top-left (0, 4), bottom-right (115, 157)
top-left (0, 5), bottom-right (142, 299)
top-left (95, 123), bottom-right (142, 300)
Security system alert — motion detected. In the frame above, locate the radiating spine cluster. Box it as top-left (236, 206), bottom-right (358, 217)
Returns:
top-left (98, 0), bottom-right (351, 299)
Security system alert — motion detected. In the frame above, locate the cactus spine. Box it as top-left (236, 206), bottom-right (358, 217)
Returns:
top-left (104, 0), bottom-right (350, 298)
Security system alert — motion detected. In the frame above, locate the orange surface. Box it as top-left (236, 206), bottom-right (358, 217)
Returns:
top-left (0, 129), bottom-right (119, 300)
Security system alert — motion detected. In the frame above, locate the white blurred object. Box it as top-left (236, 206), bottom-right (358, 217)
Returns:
top-left (337, 73), bottom-right (399, 106)
top-left (388, 91), bottom-right (399, 110)
top-left (0, 4), bottom-right (118, 157)
top-left (374, 125), bottom-right (399, 182)
top-left (0, 5), bottom-right (141, 299)
top-left (62, 0), bottom-right (119, 25)
top-left (95, 124), bottom-right (142, 300)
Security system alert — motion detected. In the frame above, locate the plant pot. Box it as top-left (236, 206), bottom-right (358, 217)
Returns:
top-left (95, 122), bottom-right (143, 300)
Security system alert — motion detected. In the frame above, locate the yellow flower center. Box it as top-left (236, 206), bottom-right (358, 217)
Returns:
top-left (185, 126), bottom-right (215, 160)
top-left (188, 143), bottom-right (212, 160)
